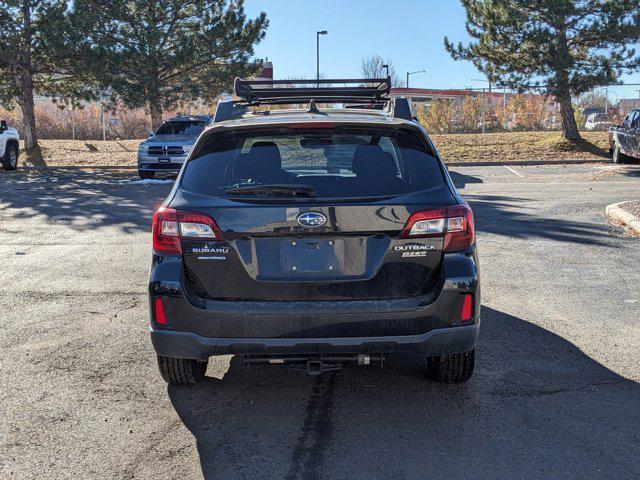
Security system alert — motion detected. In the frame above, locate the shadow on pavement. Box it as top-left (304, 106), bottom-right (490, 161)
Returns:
top-left (0, 169), bottom-right (620, 243)
top-left (620, 165), bottom-right (640, 177)
top-left (448, 170), bottom-right (483, 189)
top-left (168, 306), bottom-right (639, 480)
top-left (0, 171), bottom-right (172, 233)
top-left (467, 194), bottom-right (615, 246)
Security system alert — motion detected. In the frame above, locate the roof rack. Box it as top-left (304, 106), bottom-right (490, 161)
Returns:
top-left (213, 77), bottom-right (415, 123)
top-left (234, 77), bottom-right (391, 105)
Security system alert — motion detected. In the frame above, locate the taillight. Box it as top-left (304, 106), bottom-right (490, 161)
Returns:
top-left (153, 207), bottom-right (180, 254)
top-left (177, 211), bottom-right (222, 239)
top-left (400, 205), bottom-right (474, 252)
top-left (152, 207), bottom-right (222, 254)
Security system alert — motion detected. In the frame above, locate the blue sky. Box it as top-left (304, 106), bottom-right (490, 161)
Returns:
top-left (244, 0), bottom-right (640, 89)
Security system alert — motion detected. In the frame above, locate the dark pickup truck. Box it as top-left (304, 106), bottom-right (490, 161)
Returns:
top-left (609, 109), bottom-right (640, 163)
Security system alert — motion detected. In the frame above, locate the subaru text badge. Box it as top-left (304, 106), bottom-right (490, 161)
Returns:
top-left (297, 212), bottom-right (327, 227)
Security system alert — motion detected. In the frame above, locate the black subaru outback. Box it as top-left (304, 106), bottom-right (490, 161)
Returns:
top-left (149, 78), bottom-right (480, 384)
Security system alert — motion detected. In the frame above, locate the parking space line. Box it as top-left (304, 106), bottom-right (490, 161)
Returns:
top-left (503, 165), bottom-right (524, 177)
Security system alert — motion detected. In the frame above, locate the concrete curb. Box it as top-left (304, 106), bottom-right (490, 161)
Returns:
top-left (606, 201), bottom-right (640, 235)
top-left (446, 158), bottom-right (608, 167)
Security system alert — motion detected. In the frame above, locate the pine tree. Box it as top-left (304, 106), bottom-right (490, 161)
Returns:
top-left (73, 0), bottom-right (268, 127)
top-left (0, 0), bottom-right (91, 150)
top-left (445, 0), bottom-right (640, 141)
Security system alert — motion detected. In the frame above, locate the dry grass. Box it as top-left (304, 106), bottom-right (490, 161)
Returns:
top-left (18, 139), bottom-right (140, 167)
top-left (13, 131), bottom-right (611, 168)
top-left (431, 131), bottom-right (610, 163)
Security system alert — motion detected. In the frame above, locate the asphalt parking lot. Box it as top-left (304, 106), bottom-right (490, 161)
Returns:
top-left (1, 163), bottom-right (639, 480)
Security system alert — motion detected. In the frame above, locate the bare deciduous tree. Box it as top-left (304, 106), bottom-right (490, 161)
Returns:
top-left (361, 55), bottom-right (401, 87)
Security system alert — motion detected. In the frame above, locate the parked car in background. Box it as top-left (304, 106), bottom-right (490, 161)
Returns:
top-left (137, 115), bottom-right (212, 179)
top-left (609, 109), bottom-right (640, 163)
top-left (585, 113), bottom-right (612, 131)
top-left (0, 120), bottom-right (20, 171)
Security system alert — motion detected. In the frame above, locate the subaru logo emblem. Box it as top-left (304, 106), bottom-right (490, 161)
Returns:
top-left (297, 212), bottom-right (327, 227)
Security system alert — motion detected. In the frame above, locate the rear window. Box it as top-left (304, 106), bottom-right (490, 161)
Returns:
top-left (181, 128), bottom-right (447, 199)
top-left (156, 121), bottom-right (206, 136)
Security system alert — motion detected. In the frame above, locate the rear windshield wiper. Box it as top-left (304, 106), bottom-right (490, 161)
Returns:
top-left (225, 184), bottom-right (316, 198)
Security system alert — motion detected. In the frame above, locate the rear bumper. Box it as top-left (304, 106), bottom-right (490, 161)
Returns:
top-left (137, 154), bottom-right (185, 172)
top-left (148, 250), bottom-right (480, 359)
top-left (138, 162), bottom-right (183, 172)
top-left (150, 323), bottom-right (479, 360)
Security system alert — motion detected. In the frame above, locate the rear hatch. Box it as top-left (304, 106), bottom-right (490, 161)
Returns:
top-left (169, 125), bottom-right (459, 301)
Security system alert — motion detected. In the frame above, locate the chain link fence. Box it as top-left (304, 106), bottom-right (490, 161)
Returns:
top-left (0, 97), bottom-right (215, 141)
top-left (411, 84), bottom-right (640, 134)
top-left (1, 84), bottom-right (639, 140)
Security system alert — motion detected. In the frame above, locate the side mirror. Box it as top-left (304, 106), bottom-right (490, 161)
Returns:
top-left (148, 131), bottom-right (154, 137)
top-left (0, 120), bottom-right (7, 133)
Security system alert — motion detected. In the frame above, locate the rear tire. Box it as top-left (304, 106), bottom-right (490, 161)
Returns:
top-left (139, 170), bottom-right (155, 179)
top-left (157, 355), bottom-right (207, 385)
top-left (427, 349), bottom-right (475, 383)
top-left (2, 143), bottom-right (18, 171)
top-left (613, 143), bottom-right (627, 164)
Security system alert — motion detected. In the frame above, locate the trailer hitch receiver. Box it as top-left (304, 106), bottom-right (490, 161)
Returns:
top-left (306, 360), bottom-right (341, 376)
top-left (244, 354), bottom-right (384, 375)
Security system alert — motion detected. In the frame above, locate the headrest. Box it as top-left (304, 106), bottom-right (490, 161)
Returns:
top-left (233, 142), bottom-right (286, 183)
top-left (250, 141), bottom-right (279, 151)
top-left (352, 144), bottom-right (398, 177)
top-left (249, 141), bottom-right (282, 169)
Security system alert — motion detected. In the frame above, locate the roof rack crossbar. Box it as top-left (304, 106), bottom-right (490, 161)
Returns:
top-left (239, 78), bottom-right (388, 86)
top-left (234, 77), bottom-right (391, 104)
top-left (241, 96), bottom-right (390, 105)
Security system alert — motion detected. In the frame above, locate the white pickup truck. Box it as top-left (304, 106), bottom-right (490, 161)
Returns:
top-left (0, 120), bottom-right (20, 171)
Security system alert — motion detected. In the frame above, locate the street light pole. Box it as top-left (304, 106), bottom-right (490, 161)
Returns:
top-left (316, 30), bottom-right (327, 84)
top-left (406, 69), bottom-right (426, 88)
